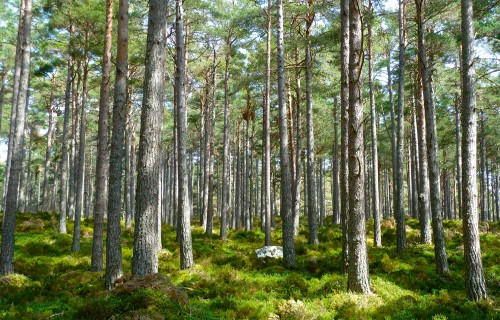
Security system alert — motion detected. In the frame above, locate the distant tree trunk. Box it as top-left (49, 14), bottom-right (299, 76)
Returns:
top-left (0, 0), bottom-right (32, 275)
top-left (368, 0), bottom-right (381, 247)
top-left (415, 74), bottom-right (432, 244)
top-left (263, 0), bottom-right (272, 246)
top-left (175, 0), bottom-right (194, 270)
top-left (395, 0), bottom-right (407, 254)
top-left (68, 62), bottom-right (80, 221)
top-left (480, 111), bottom-right (486, 221)
top-left (132, 0), bottom-right (168, 276)
top-left (277, 0), bottom-right (296, 267)
top-left (305, 2), bottom-right (318, 244)
top-left (386, 49), bottom-right (397, 221)
top-left (0, 70), bottom-right (6, 134)
top-left (42, 92), bottom-right (55, 211)
top-left (72, 51), bottom-right (89, 253)
top-left (105, 0), bottom-right (127, 290)
top-left (2, 0), bottom-right (26, 211)
top-left (332, 97), bottom-right (340, 225)
top-left (221, 35), bottom-right (232, 240)
top-left (340, 0), bottom-right (349, 275)
top-left (91, 0), bottom-right (113, 273)
top-left (347, 0), bottom-right (370, 294)
top-left (410, 106), bottom-right (419, 219)
top-left (460, 0), bottom-right (487, 301)
top-left (415, 0), bottom-right (449, 275)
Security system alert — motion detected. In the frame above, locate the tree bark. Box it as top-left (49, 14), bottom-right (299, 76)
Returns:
top-left (347, 0), bottom-right (370, 294)
top-left (262, 0), bottom-right (272, 246)
top-left (305, 1), bottom-right (318, 245)
top-left (415, 74), bottom-right (432, 244)
top-left (277, 0), bottom-right (296, 267)
top-left (105, 0), bottom-right (127, 289)
top-left (91, 0), bottom-right (113, 272)
top-left (415, 0), bottom-right (449, 275)
top-left (460, 0), bottom-right (487, 301)
top-left (340, 0), bottom-right (350, 275)
top-left (0, 0), bottom-right (31, 275)
top-left (368, 0), bottom-right (381, 247)
top-left (175, 0), bottom-right (194, 270)
top-left (72, 51), bottom-right (89, 253)
top-left (132, 0), bottom-right (168, 276)
top-left (395, 0), bottom-right (407, 254)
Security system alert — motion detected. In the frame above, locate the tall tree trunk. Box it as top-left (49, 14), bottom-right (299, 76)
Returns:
top-left (480, 111), bottom-right (486, 221)
top-left (263, 0), bottom-right (272, 246)
top-left (293, 51), bottom-right (303, 236)
top-left (395, 0), bottom-right (407, 254)
top-left (277, 0), bottom-right (296, 267)
top-left (340, 0), bottom-right (350, 275)
top-left (332, 97), bottom-right (340, 225)
top-left (368, 0), bottom-right (381, 247)
top-left (0, 0), bottom-right (31, 275)
top-left (305, 2), bottom-right (318, 244)
top-left (460, 0), bottom-right (487, 301)
top-left (415, 0), bottom-right (449, 275)
top-left (175, 0), bottom-right (194, 270)
top-left (415, 74), bottom-right (432, 244)
top-left (72, 52), bottom-right (89, 253)
top-left (42, 92), bottom-right (55, 211)
top-left (91, 0), bottom-right (113, 272)
top-left (105, 0), bottom-right (127, 289)
top-left (454, 95), bottom-right (463, 220)
top-left (347, 0), bottom-right (370, 294)
top-left (132, 0), bottom-right (168, 276)
top-left (221, 35), bottom-right (232, 240)
top-left (2, 0), bottom-right (26, 211)
top-left (410, 105), bottom-right (419, 219)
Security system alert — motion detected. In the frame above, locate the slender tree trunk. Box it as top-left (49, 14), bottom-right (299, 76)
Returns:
top-left (2, 0), bottom-right (26, 211)
top-left (221, 39), bottom-right (231, 240)
top-left (395, 0), bottom-right (407, 254)
top-left (91, 0), bottom-right (113, 272)
top-left (415, 0), bottom-right (449, 274)
top-left (460, 0), bottom-right (487, 301)
top-left (305, 3), bottom-right (318, 244)
top-left (347, 0), bottom-right (370, 294)
top-left (480, 112), bottom-right (486, 221)
top-left (42, 93), bottom-right (55, 211)
top-left (72, 52), bottom-right (89, 253)
top-left (175, 0), bottom-right (194, 270)
top-left (332, 97), bottom-right (340, 225)
top-left (263, 0), bottom-right (272, 246)
top-left (410, 106), bottom-right (419, 219)
top-left (415, 75), bottom-right (432, 244)
top-left (0, 0), bottom-right (31, 275)
top-left (368, 0), bottom-right (381, 247)
top-left (132, 0), bottom-right (168, 276)
top-left (340, 0), bottom-right (350, 275)
top-left (277, 0), bottom-right (296, 267)
top-left (105, 0), bottom-right (127, 289)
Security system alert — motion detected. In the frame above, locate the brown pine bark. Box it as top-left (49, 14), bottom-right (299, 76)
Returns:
top-left (91, 0), bottom-right (113, 272)
top-left (460, 0), bottom-right (487, 301)
top-left (105, 0), bottom-right (128, 289)
top-left (132, 0), bottom-right (168, 276)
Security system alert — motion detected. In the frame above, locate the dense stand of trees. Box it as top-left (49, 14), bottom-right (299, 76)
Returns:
top-left (0, 0), bottom-right (498, 301)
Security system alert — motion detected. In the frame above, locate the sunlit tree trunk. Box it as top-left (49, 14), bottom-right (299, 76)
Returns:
top-left (277, 0), bottom-right (296, 267)
top-left (460, 0), bottom-right (487, 301)
top-left (105, 0), bottom-right (127, 289)
top-left (347, 0), bottom-right (370, 294)
top-left (132, 0), bottom-right (168, 276)
top-left (91, 0), bottom-right (113, 272)
top-left (340, 0), bottom-right (349, 275)
top-left (0, 0), bottom-right (32, 275)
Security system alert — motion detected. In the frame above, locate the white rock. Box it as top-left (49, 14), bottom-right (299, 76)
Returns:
top-left (255, 246), bottom-right (283, 259)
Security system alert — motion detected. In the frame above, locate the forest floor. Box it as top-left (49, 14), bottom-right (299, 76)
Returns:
top-left (0, 212), bottom-right (499, 320)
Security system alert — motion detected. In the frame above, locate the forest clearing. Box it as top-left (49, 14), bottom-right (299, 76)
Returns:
top-left (1, 0), bottom-right (499, 318)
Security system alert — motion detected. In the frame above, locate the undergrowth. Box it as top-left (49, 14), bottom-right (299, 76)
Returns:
top-left (0, 212), bottom-right (499, 319)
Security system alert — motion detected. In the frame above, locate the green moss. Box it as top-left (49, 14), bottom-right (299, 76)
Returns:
top-left (2, 212), bottom-right (500, 319)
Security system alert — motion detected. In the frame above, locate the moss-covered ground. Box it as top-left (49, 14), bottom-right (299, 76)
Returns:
top-left (0, 212), bottom-right (499, 319)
